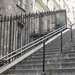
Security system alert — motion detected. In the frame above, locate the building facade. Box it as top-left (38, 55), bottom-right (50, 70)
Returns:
top-left (0, 0), bottom-right (33, 16)
top-left (33, 0), bottom-right (75, 24)
top-left (47, 0), bottom-right (75, 24)
top-left (0, 0), bottom-right (74, 24)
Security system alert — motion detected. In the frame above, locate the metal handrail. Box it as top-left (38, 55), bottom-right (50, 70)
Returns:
top-left (0, 25), bottom-right (67, 61)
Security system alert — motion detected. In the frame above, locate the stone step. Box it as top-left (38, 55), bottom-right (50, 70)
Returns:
top-left (8, 69), bottom-right (43, 75)
top-left (45, 43), bottom-right (73, 48)
top-left (16, 64), bottom-right (60, 69)
top-left (35, 50), bottom-right (61, 54)
top-left (27, 55), bottom-right (64, 60)
top-left (8, 68), bottom-right (75, 75)
top-left (34, 50), bottom-right (75, 56)
top-left (45, 43), bottom-right (73, 47)
top-left (39, 48), bottom-right (72, 53)
top-left (45, 43), bottom-right (71, 47)
top-left (35, 51), bottom-right (61, 55)
top-left (45, 45), bottom-right (61, 47)
top-left (50, 68), bottom-right (75, 75)
top-left (27, 52), bottom-right (75, 60)
top-left (16, 62), bottom-right (75, 70)
top-left (45, 48), bottom-right (72, 51)
top-left (53, 42), bottom-right (73, 45)
top-left (30, 50), bottom-right (75, 56)
top-left (46, 43), bottom-right (72, 47)
top-left (22, 57), bottom-right (75, 65)
top-left (27, 53), bottom-right (61, 59)
top-left (45, 47), bottom-right (60, 49)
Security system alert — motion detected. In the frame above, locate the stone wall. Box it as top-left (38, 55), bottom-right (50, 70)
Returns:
top-left (0, 0), bottom-right (33, 16)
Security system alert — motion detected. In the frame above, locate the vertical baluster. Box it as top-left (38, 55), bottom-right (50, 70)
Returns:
top-left (55, 12), bottom-right (57, 30)
top-left (26, 14), bottom-right (27, 44)
top-left (52, 14), bottom-right (53, 31)
top-left (17, 15), bottom-right (20, 56)
top-left (17, 21), bottom-right (19, 49)
top-left (27, 14), bottom-right (29, 44)
top-left (34, 13), bottom-right (35, 38)
top-left (27, 15), bottom-right (28, 44)
top-left (22, 15), bottom-right (25, 46)
top-left (20, 13), bottom-right (22, 50)
top-left (0, 16), bottom-right (2, 58)
top-left (3, 16), bottom-right (6, 57)
top-left (61, 12), bottom-right (63, 26)
top-left (70, 25), bottom-right (73, 42)
top-left (13, 15), bottom-right (17, 59)
top-left (9, 15), bottom-right (12, 63)
top-left (30, 13), bottom-right (32, 43)
top-left (49, 14), bottom-right (51, 31)
top-left (24, 14), bottom-right (26, 45)
top-left (15, 15), bottom-right (17, 51)
top-left (6, 16), bottom-right (9, 63)
top-left (31, 14), bottom-right (33, 42)
top-left (11, 15), bottom-right (13, 60)
top-left (39, 14), bottom-right (41, 37)
top-left (29, 13), bottom-right (30, 43)
top-left (19, 22), bottom-right (22, 55)
top-left (5, 16), bottom-right (7, 56)
top-left (11, 16), bottom-right (15, 61)
top-left (65, 10), bottom-right (67, 25)
top-left (50, 14), bottom-right (51, 31)
top-left (63, 11), bottom-right (65, 25)
top-left (61, 28), bottom-right (63, 54)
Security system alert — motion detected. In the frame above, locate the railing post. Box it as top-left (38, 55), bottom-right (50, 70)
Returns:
top-left (39, 14), bottom-right (41, 37)
top-left (9, 15), bottom-right (12, 63)
top-left (0, 16), bottom-right (2, 58)
top-left (61, 28), bottom-right (63, 53)
top-left (70, 25), bottom-right (73, 42)
top-left (42, 38), bottom-right (46, 75)
top-left (55, 12), bottom-right (57, 29)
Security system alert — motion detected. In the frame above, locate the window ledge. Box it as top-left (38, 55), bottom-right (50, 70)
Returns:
top-left (16, 4), bottom-right (26, 12)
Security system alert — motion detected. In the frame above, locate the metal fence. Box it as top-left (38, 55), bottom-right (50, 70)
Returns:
top-left (0, 10), bottom-right (67, 58)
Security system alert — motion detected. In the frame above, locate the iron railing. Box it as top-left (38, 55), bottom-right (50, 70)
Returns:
top-left (0, 25), bottom-right (67, 62)
top-left (0, 10), bottom-right (67, 60)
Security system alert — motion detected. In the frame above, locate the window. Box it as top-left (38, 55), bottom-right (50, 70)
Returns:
top-left (17, 0), bottom-right (26, 11)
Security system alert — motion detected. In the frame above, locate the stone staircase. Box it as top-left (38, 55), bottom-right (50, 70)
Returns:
top-left (2, 29), bottom-right (75, 75)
